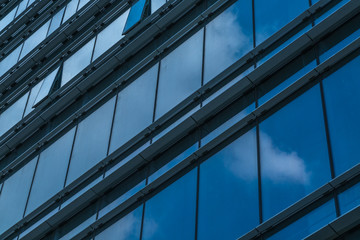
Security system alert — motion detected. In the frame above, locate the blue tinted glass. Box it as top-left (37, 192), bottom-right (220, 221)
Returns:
top-left (96, 206), bottom-right (143, 240)
top-left (322, 56), bottom-right (360, 176)
top-left (0, 44), bottom-right (22, 77)
top-left (204, 0), bottom-right (253, 83)
top-left (15, 0), bottom-right (29, 18)
top-left (63, 0), bottom-right (79, 23)
top-left (142, 169), bottom-right (197, 240)
top-left (198, 129), bottom-right (259, 240)
top-left (0, 158), bottom-right (37, 234)
top-left (66, 97), bottom-right (115, 185)
top-left (99, 180), bottom-right (145, 218)
top-left (255, 0), bottom-right (309, 45)
top-left (260, 85), bottom-right (331, 220)
top-left (0, 8), bottom-right (17, 32)
top-left (109, 64), bottom-right (157, 154)
top-left (314, 0), bottom-right (350, 25)
top-left (338, 183), bottom-right (360, 215)
top-left (258, 60), bottom-right (317, 106)
top-left (202, 104), bottom-right (255, 146)
top-left (32, 66), bottom-right (60, 107)
top-left (267, 199), bottom-right (336, 240)
top-left (93, 9), bottom-right (129, 60)
top-left (20, 20), bottom-right (50, 59)
top-left (24, 81), bottom-right (43, 116)
top-left (25, 128), bottom-right (75, 215)
top-left (155, 30), bottom-right (203, 119)
top-left (48, 7), bottom-right (65, 36)
top-left (148, 144), bottom-right (198, 183)
top-left (320, 28), bottom-right (360, 63)
top-left (0, 92), bottom-right (28, 137)
top-left (151, 0), bottom-right (166, 13)
top-left (123, 0), bottom-right (147, 33)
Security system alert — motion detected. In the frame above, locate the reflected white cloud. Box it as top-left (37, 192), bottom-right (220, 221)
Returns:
top-left (223, 130), bottom-right (310, 185)
top-left (261, 132), bottom-right (310, 185)
top-left (204, 7), bottom-right (252, 83)
top-left (142, 218), bottom-right (158, 239)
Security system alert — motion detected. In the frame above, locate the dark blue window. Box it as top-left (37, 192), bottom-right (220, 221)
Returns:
top-left (123, 0), bottom-right (148, 33)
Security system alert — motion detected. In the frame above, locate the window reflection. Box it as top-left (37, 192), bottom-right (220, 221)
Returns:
top-left (322, 55), bottom-right (360, 176)
top-left (0, 158), bottom-right (37, 235)
top-left (198, 129), bottom-right (259, 240)
top-left (260, 85), bottom-right (331, 220)
top-left (155, 29), bottom-right (203, 119)
top-left (255, 0), bottom-right (309, 45)
top-left (338, 183), bottom-right (360, 215)
top-left (204, 0), bottom-right (253, 84)
top-left (142, 169), bottom-right (197, 240)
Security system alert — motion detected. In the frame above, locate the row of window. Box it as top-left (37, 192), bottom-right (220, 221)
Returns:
top-left (0, 0), bottom-right (344, 143)
top-left (0, 0), bottom-right (91, 78)
top-left (0, 0), bottom-right (35, 33)
top-left (0, 0), bottom-right (356, 237)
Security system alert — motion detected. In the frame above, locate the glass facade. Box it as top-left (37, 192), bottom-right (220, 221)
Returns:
top-left (1, 0), bottom-right (360, 239)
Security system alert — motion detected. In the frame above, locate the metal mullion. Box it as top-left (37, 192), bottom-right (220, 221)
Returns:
top-left (63, 124), bottom-right (79, 189)
top-left (22, 154), bottom-right (40, 218)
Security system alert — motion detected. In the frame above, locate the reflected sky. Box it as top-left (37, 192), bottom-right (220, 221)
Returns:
top-left (204, 0), bottom-right (253, 84)
top-left (198, 129), bottom-right (258, 240)
top-left (338, 182), bottom-right (360, 215)
top-left (322, 55), bottom-right (360, 176)
top-left (255, 0), bottom-right (309, 45)
top-left (260, 84), bottom-right (331, 220)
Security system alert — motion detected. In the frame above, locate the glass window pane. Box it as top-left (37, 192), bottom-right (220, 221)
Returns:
top-left (78, 0), bottom-right (90, 9)
top-left (322, 56), bottom-right (360, 176)
top-left (32, 66), bottom-right (60, 107)
top-left (155, 29), bottom-right (203, 119)
top-left (63, 0), bottom-right (79, 23)
top-left (24, 80), bottom-right (43, 116)
top-left (0, 8), bottom-right (17, 32)
top-left (95, 206), bottom-right (143, 240)
top-left (25, 128), bottom-right (75, 215)
top-left (123, 0), bottom-right (147, 33)
top-left (109, 64), bottom-right (157, 154)
top-left (0, 158), bottom-right (37, 235)
top-left (62, 37), bottom-right (95, 86)
top-left (204, 0), bottom-right (253, 84)
top-left (260, 85), bottom-right (331, 220)
top-left (0, 92), bottom-right (29, 137)
top-left (142, 169), bottom-right (197, 240)
top-left (66, 97), bottom-right (115, 185)
top-left (15, 0), bottom-right (29, 18)
top-left (151, 0), bottom-right (166, 13)
top-left (93, 9), bottom-right (130, 60)
top-left (20, 20), bottom-right (50, 59)
top-left (48, 7), bottom-right (65, 36)
top-left (0, 44), bottom-right (22, 77)
top-left (267, 199), bottom-right (336, 240)
top-left (255, 0), bottom-right (309, 45)
top-left (338, 183), bottom-right (360, 215)
top-left (198, 129), bottom-right (259, 240)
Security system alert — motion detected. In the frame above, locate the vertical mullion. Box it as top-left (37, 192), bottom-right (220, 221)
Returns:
top-left (106, 93), bottom-right (119, 158)
top-left (90, 35), bottom-right (98, 63)
top-left (63, 124), bottom-right (79, 189)
top-left (22, 154), bottom-right (40, 217)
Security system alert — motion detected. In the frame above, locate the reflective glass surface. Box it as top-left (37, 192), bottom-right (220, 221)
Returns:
top-left (151, 0), bottom-right (166, 13)
top-left (322, 56), bottom-right (360, 176)
top-left (66, 97), bottom-right (115, 185)
top-left (25, 128), bottom-right (76, 215)
top-left (78, 0), bottom-right (90, 9)
top-left (0, 158), bottom-right (37, 234)
top-left (198, 129), bottom-right (259, 240)
top-left (93, 9), bottom-right (130, 60)
top-left (32, 66), bottom-right (60, 107)
top-left (338, 183), bottom-right (360, 215)
top-left (109, 64), bottom-right (157, 154)
top-left (0, 92), bottom-right (29, 137)
top-left (204, 0), bottom-right (253, 83)
top-left (15, 0), bottom-right (28, 18)
top-left (63, 0), bottom-right (79, 23)
top-left (142, 169), bottom-right (197, 240)
top-left (0, 44), bottom-right (22, 77)
top-left (62, 37), bottom-right (95, 86)
top-left (0, 8), bottom-right (16, 32)
top-left (267, 199), bottom-right (336, 240)
top-left (24, 80), bottom-right (43, 116)
top-left (48, 7), bottom-right (65, 36)
top-left (20, 20), bottom-right (51, 59)
top-left (155, 29), bottom-right (203, 119)
top-left (254, 0), bottom-right (309, 45)
top-left (260, 85), bottom-right (331, 220)
top-left (123, 0), bottom-right (147, 33)
top-left (96, 206), bottom-right (143, 240)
